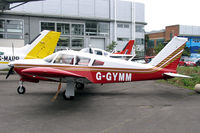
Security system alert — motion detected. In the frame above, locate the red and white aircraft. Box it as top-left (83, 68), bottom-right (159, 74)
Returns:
top-left (8, 37), bottom-right (190, 100)
top-left (80, 40), bottom-right (135, 60)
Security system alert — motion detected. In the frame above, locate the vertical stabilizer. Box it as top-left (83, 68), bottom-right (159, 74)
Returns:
top-left (149, 37), bottom-right (187, 70)
top-left (114, 40), bottom-right (134, 55)
top-left (24, 30), bottom-right (61, 59)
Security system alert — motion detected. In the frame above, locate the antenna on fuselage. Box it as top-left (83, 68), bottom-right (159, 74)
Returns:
top-left (89, 44), bottom-right (92, 54)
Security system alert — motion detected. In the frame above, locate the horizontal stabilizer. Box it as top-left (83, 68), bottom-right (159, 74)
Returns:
top-left (22, 67), bottom-right (82, 78)
top-left (163, 73), bottom-right (191, 78)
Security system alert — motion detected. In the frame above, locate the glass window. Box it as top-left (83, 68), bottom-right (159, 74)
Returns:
top-left (54, 53), bottom-right (63, 64)
top-left (0, 34), bottom-right (4, 38)
top-left (0, 20), bottom-right (5, 32)
top-left (135, 38), bottom-right (143, 45)
top-left (94, 50), bottom-right (102, 55)
top-left (117, 24), bottom-right (123, 28)
top-left (98, 23), bottom-right (109, 36)
top-left (57, 23), bottom-right (70, 35)
top-left (44, 53), bottom-right (57, 63)
top-left (7, 34), bottom-right (23, 39)
top-left (72, 38), bottom-right (84, 48)
top-left (62, 54), bottom-right (74, 65)
top-left (170, 32), bottom-right (173, 40)
top-left (117, 23), bottom-right (129, 29)
top-left (57, 36), bottom-right (70, 47)
top-left (53, 54), bottom-right (74, 65)
top-left (6, 20), bottom-right (23, 33)
top-left (41, 22), bottom-right (55, 31)
top-left (124, 24), bottom-right (129, 28)
top-left (71, 24), bottom-right (84, 35)
top-left (136, 24), bottom-right (144, 32)
top-left (156, 39), bottom-right (164, 46)
top-left (0, 19), bottom-right (23, 39)
top-left (86, 22), bottom-right (97, 36)
top-left (80, 48), bottom-right (93, 54)
top-left (75, 56), bottom-right (90, 66)
top-left (117, 38), bottom-right (129, 41)
top-left (148, 40), bottom-right (154, 48)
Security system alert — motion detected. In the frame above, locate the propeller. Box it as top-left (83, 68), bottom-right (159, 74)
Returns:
top-left (6, 66), bottom-right (14, 79)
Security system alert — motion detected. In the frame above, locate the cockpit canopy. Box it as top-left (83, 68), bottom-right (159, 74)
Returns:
top-left (44, 50), bottom-right (104, 66)
top-left (80, 48), bottom-right (109, 57)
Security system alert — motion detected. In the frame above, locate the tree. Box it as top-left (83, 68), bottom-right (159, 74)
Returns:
top-left (182, 47), bottom-right (191, 56)
top-left (106, 41), bottom-right (117, 52)
top-left (195, 48), bottom-right (200, 54)
top-left (154, 43), bottom-right (165, 54)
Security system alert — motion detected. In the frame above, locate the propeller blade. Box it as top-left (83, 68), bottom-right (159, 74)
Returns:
top-left (6, 66), bottom-right (14, 79)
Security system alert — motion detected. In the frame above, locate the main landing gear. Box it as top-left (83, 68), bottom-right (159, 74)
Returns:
top-left (17, 81), bottom-right (26, 94)
top-left (63, 82), bottom-right (85, 100)
top-left (75, 82), bottom-right (84, 90)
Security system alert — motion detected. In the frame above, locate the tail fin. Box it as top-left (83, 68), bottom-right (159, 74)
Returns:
top-left (149, 37), bottom-right (187, 70)
top-left (114, 40), bottom-right (134, 55)
top-left (24, 30), bottom-right (61, 59)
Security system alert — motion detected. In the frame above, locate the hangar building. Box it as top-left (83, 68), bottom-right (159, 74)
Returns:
top-left (0, 0), bottom-right (146, 56)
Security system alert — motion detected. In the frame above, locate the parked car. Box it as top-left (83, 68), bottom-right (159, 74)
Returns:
top-left (179, 58), bottom-right (196, 66)
top-left (196, 59), bottom-right (200, 66)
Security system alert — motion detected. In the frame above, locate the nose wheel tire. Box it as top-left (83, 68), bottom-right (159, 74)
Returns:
top-left (17, 86), bottom-right (26, 94)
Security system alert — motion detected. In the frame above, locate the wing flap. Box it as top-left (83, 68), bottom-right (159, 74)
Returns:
top-left (163, 73), bottom-right (191, 78)
top-left (22, 67), bottom-right (82, 78)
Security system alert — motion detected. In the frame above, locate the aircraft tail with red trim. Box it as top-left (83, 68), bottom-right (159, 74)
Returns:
top-left (114, 40), bottom-right (134, 55)
top-left (149, 37), bottom-right (187, 71)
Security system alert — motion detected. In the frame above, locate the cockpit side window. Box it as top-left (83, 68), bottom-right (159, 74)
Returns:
top-left (63, 54), bottom-right (74, 65)
top-left (54, 54), bottom-right (63, 64)
top-left (0, 51), bottom-right (4, 55)
top-left (95, 50), bottom-right (102, 55)
top-left (44, 53), bottom-right (56, 63)
top-left (75, 56), bottom-right (90, 66)
top-left (53, 53), bottom-right (74, 65)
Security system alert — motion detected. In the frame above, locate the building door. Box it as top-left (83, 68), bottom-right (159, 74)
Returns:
top-left (90, 38), bottom-right (105, 49)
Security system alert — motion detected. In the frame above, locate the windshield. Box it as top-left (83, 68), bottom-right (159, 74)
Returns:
top-left (44, 53), bottom-right (57, 63)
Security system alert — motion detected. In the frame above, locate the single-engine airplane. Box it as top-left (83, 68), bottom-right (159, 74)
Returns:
top-left (80, 40), bottom-right (135, 60)
top-left (0, 30), bottom-right (61, 70)
top-left (7, 37), bottom-right (190, 100)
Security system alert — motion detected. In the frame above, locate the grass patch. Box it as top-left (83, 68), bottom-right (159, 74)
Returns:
top-left (163, 66), bottom-right (200, 90)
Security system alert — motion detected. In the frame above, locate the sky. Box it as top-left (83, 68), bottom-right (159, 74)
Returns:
top-left (133, 0), bottom-right (200, 32)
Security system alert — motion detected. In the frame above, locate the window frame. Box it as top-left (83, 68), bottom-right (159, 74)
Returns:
top-left (0, 18), bottom-right (24, 39)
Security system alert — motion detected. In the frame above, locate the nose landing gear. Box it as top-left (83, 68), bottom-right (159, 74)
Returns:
top-left (17, 81), bottom-right (26, 94)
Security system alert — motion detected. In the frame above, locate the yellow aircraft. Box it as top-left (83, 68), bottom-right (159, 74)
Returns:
top-left (0, 30), bottom-right (61, 70)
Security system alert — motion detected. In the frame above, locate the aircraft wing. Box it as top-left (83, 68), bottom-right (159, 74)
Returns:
top-left (22, 67), bottom-right (83, 78)
top-left (163, 73), bottom-right (191, 78)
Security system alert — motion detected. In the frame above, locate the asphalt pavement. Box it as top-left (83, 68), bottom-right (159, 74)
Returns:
top-left (0, 74), bottom-right (200, 133)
